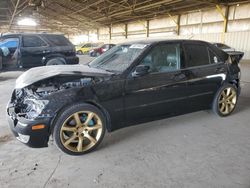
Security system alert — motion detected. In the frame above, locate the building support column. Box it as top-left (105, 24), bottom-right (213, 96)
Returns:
top-left (176, 15), bottom-right (180, 36)
top-left (97, 28), bottom-right (99, 41)
top-left (109, 26), bottom-right (112, 41)
top-left (216, 5), bottom-right (229, 43)
top-left (146, 20), bottom-right (149, 38)
top-left (125, 23), bottom-right (128, 39)
top-left (167, 13), bottom-right (180, 36)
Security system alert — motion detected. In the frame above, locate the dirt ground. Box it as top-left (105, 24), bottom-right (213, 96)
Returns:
top-left (0, 57), bottom-right (250, 188)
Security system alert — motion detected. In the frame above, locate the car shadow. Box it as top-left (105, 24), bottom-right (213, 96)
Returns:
top-left (101, 112), bottom-right (199, 150)
top-left (102, 96), bottom-right (250, 150)
top-left (234, 96), bottom-right (250, 114)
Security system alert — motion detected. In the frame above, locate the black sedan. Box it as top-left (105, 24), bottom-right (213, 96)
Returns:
top-left (7, 40), bottom-right (242, 155)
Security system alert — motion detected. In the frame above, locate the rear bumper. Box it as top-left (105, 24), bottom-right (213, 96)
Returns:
top-left (7, 103), bottom-right (51, 148)
top-left (65, 56), bottom-right (79, 65)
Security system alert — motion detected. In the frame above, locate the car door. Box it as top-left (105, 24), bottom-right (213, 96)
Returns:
top-left (20, 35), bottom-right (49, 68)
top-left (124, 42), bottom-right (189, 125)
top-left (0, 37), bottom-right (20, 67)
top-left (183, 42), bottom-right (227, 110)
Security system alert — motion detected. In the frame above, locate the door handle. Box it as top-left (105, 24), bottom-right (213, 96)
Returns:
top-left (43, 50), bottom-right (50, 53)
top-left (215, 67), bottom-right (225, 73)
top-left (173, 73), bottom-right (186, 81)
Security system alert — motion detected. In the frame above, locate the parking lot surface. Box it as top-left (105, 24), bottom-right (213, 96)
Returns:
top-left (0, 57), bottom-right (250, 188)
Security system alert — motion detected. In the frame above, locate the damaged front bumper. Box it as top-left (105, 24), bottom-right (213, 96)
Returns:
top-left (7, 102), bottom-right (51, 148)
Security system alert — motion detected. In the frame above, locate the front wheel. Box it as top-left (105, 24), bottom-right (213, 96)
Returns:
top-left (53, 103), bottom-right (106, 155)
top-left (212, 84), bottom-right (238, 117)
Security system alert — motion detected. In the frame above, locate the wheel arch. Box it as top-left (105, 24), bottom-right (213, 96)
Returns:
top-left (42, 54), bottom-right (66, 65)
top-left (229, 79), bottom-right (240, 88)
top-left (49, 100), bottom-right (112, 136)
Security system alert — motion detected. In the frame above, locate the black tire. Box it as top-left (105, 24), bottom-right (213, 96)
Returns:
top-left (212, 84), bottom-right (238, 117)
top-left (53, 103), bottom-right (106, 155)
top-left (90, 52), bottom-right (95, 57)
top-left (77, 50), bottom-right (83, 55)
top-left (46, 58), bottom-right (65, 66)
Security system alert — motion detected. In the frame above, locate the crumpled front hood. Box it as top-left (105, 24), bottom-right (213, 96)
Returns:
top-left (15, 65), bottom-right (113, 89)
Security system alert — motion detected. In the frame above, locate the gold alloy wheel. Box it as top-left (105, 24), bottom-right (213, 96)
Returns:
top-left (60, 111), bottom-right (103, 152)
top-left (218, 87), bottom-right (237, 115)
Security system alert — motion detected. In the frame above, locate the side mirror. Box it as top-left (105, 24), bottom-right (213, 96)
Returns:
top-left (132, 65), bottom-right (150, 78)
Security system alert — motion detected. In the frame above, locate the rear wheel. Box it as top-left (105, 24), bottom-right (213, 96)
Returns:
top-left (77, 50), bottom-right (83, 55)
top-left (212, 84), bottom-right (238, 117)
top-left (53, 103), bottom-right (106, 155)
top-left (46, 58), bottom-right (65, 66)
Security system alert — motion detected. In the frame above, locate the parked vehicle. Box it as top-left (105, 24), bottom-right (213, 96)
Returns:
top-left (89, 44), bottom-right (116, 57)
top-left (7, 40), bottom-right (243, 155)
top-left (76, 43), bottom-right (103, 55)
top-left (0, 33), bottom-right (79, 68)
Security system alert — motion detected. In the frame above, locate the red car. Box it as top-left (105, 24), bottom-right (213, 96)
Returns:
top-left (89, 44), bottom-right (116, 57)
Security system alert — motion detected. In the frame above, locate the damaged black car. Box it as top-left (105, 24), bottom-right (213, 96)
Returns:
top-left (7, 40), bottom-right (243, 155)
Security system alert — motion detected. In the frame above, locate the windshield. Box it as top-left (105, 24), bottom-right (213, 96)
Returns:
top-left (89, 44), bottom-right (148, 72)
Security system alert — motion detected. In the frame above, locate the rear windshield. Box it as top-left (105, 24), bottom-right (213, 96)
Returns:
top-left (45, 35), bottom-right (72, 46)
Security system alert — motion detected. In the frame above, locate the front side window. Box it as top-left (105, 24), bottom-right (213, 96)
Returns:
top-left (89, 44), bottom-right (147, 73)
top-left (0, 38), bottom-right (19, 48)
top-left (23, 36), bottom-right (47, 47)
top-left (184, 44), bottom-right (210, 68)
top-left (141, 43), bottom-right (181, 73)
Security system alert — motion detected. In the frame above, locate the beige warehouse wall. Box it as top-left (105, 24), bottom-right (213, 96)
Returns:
top-left (91, 3), bottom-right (250, 59)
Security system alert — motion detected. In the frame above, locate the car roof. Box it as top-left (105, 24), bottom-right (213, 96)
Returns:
top-left (120, 39), bottom-right (228, 61)
top-left (120, 39), bottom-right (210, 45)
top-left (0, 33), bottom-right (64, 38)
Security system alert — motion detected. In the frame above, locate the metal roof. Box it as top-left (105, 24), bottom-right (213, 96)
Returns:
top-left (0, 0), bottom-right (249, 33)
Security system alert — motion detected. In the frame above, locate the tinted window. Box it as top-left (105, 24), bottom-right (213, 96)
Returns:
top-left (83, 43), bottom-right (91, 48)
top-left (208, 48), bottom-right (220, 64)
top-left (23, 36), bottom-right (47, 47)
top-left (102, 44), bottom-right (109, 49)
top-left (93, 43), bottom-right (99, 47)
top-left (185, 44), bottom-right (210, 67)
top-left (45, 35), bottom-right (71, 46)
top-left (217, 43), bottom-right (230, 49)
top-left (141, 43), bottom-right (181, 73)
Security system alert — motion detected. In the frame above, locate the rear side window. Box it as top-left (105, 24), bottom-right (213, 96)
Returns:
top-left (23, 35), bottom-right (47, 47)
top-left (208, 49), bottom-right (220, 64)
top-left (45, 35), bottom-right (71, 46)
top-left (216, 43), bottom-right (230, 49)
top-left (184, 44), bottom-right (210, 67)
